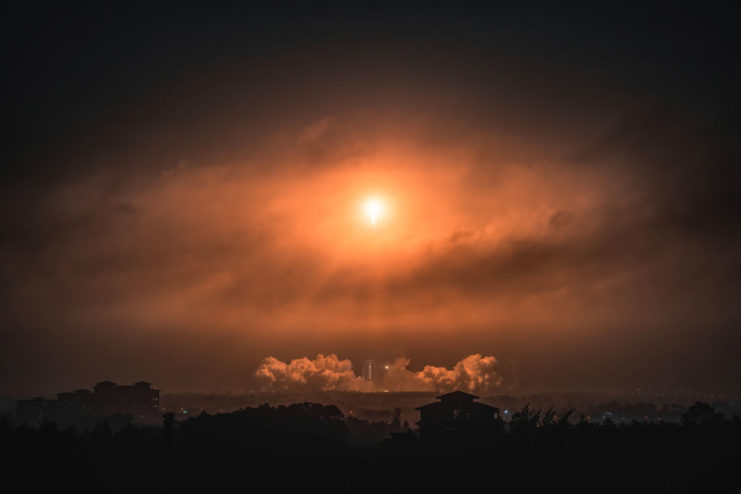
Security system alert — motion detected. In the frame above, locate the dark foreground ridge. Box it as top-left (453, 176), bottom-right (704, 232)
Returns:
top-left (2, 391), bottom-right (740, 493)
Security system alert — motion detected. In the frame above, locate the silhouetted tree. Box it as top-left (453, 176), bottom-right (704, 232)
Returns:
top-left (682, 401), bottom-right (723, 425)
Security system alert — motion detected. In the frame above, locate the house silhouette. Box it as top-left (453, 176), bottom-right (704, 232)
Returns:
top-left (415, 390), bottom-right (499, 437)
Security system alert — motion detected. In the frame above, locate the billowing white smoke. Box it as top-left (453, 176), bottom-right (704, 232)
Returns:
top-left (254, 354), bottom-right (373, 392)
top-left (255, 353), bottom-right (500, 393)
top-left (417, 354), bottom-right (500, 392)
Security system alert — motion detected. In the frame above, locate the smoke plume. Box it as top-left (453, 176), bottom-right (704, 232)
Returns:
top-left (254, 354), bottom-right (501, 393)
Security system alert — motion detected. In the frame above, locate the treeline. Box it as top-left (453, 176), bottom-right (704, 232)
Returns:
top-left (0, 402), bottom-right (739, 493)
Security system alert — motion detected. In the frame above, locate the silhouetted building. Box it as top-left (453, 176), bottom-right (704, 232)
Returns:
top-left (415, 390), bottom-right (499, 437)
top-left (16, 381), bottom-right (160, 427)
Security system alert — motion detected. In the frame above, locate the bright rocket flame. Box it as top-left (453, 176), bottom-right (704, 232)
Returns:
top-left (364, 198), bottom-right (384, 227)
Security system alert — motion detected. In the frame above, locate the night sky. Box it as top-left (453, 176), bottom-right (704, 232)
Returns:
top-left (2, 2), bottom-right (740, 394)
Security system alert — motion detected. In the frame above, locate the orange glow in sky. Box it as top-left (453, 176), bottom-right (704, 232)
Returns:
top-left (363, 198), bottom-right (384, 227)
